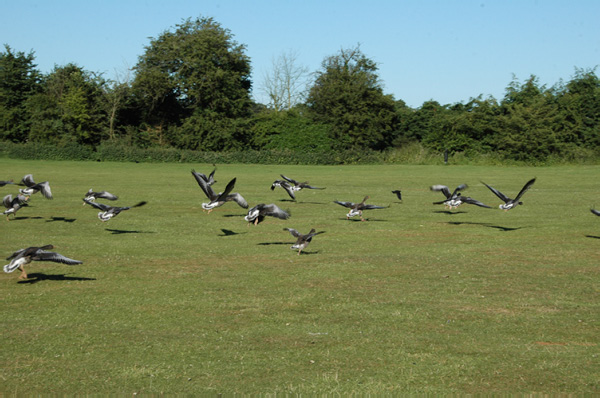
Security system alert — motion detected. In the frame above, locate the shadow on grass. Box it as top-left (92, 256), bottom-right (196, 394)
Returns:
top-left (585, 234), bottom-right (600, 239)
top-left (448, 221), bottom-right (524, 231)
top-left (18, 273), bottom-right (96, 284)
top-left (46, 216), bottom-right (77, 223)
top-left (219, 229), bottom-right (247, 236)
top-left (433, 210), bottom-right (467, 215)
top-left (342, 218), bottom-right (389, 222)
top-left (10, 216), bottom-right (44, 221)
top-left (105, 228), bottom-right (155, 235)
top-left (257, 241), bottom-right (291, 246)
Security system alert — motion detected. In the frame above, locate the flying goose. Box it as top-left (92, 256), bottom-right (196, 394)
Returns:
top-left (435, 194), bottom-right (492, 209)
top-left (4, 245), bottom-right (82, 280)
top-left (83, 199), bottom-right (147, 222)
top-left (281, 174), bottom-right (325, 192)
top-left (271, 179), bottom-right (296, 200)
top-left (191, 168), bottom-right (217, 186)
top-left (84, 189), bottom-right (118, 204)
top-left (283, 228), bottom-right (324, 255)
top-left (3, 194), bottom-right (28, 220)
top-left (19, 174), bottom-right (53, 199)
top-left (245, 204), bottom-right (290, 225)
top-left (0, 179), bottom-right (14, 187)
top-left (191, 172), bottom-right (248, 213)
top-left (481, 178), bottom-right (536, 211)
top-left (333, 196), bottom-right (387, 221)
top-left (430, 183), bottom-right (468, 209)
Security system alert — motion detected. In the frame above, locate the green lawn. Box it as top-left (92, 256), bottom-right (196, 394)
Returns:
top-left (1, 159), bottom-right (598, 394)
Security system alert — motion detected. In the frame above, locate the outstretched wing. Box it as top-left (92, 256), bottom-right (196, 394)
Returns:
top-left (20, 174), bottom-right (35, 187)
top-left (97, 191), bottom-right (118, 200)
top-left (280, 174), bottom-right (299, 185)
top-left (450, 183), bottom-right (468, 198)
top-left (227, 193), bottom-right (248, 208)
top-left (191, 170), bottom-right (217, 200)
top-left (32, 250), bottom-right (83, 265)
top-left (83, 199), bottom-right (111, 211)
top-left (216, 178), bottom-right (237, 202)
top-left (262, 204), bottom-right (290, 219)
top-left (430, 185), bottom-right (451, 199)
top-left (462, 197), bottom-right (492, 208)
top-left (481, 181), bottom-right (510, 203)
top-left (591, 208), bottom-right (600, 217)
top-left (284, 227), bottom-right (301, 238)
top-left (513, 178), bottom-right (536, 202)
top-left (333, 200), bottom-right (355, 209)
top-left (362, 204), bottom-right (387, 210)
top-left (303, 184), bottom-right (325, 190)
top-left (37, 181), bottom-right (53, 199)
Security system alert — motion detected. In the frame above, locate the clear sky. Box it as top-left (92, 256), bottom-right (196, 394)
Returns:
top-left (2, 0), bottom-right (599, 108)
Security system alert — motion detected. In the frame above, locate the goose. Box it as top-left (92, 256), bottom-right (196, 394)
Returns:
top-left (430, 183), bottom-right (468, 209)
top-left (191, 168), bottom-right (217, 186)
top-left (245, 204), bottom-right (290, 225)
top-left (83, 199), bottom-right (147, 222)
top-left (191, 172), bottom-right (248, 213)
top-left (590, 208), bottom-right (600, 217)
top-left (481, 178), bottom-right (536, 211)
top-left (0, 179), bottom-right (14, 187)
top-left (283, 228), bottom-right (324, 255)
top-left (4, 245), bottom-right (82, 280)
top-left (271, 179), bottom-right (296, 200)
top-left (392, 190), bottom-right (402, 201)
top-left (3, 194), bottom-right (28, 220)
top-left (83, 189), bottom-right (118, 204)
top-left (434, 194), bottom-right (492, 210)
top-left (333, 196), bottom-right (387, 221)
top-left (19, 174), bottom-right (53, 199)
top-left (279, 174), bottom-right (325, 196)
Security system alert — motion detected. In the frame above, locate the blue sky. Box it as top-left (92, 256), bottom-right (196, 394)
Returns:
top-left (2, 0), bottom-right (599, 108)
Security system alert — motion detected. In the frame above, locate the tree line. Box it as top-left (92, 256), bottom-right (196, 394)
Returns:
top-left (1, 17), bottom-right (599, 162)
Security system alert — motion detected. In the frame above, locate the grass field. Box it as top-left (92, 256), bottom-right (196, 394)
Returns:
top-left (1, 158), bottom-right (598, 394)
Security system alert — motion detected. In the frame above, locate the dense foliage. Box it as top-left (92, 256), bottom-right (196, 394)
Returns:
top-left (1, 18), bottom-right (599, 163)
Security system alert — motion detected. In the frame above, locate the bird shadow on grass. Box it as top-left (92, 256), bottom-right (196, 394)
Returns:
top-left (18, 273), bottom-right (96, 284)
top-left (448, 221), bottom-right (524, 232)
top-left (10, 216), bottom-right (44, 221)
top-left (223, 214), bottom-right (245, 218)
top-left (433, 210), bottom-right (467, 215)
top-left (257, 241), bottom-right (291, 246)
top-left (219, 229), bottom-right (247, 237)
top-left (105, 228), bottom-right (155, 235)
top-left (46, 216), bottom-right (77, 223)
top-left (343, 218), bottom-right (389, 222)
top-left (585, 234), bottom-right (600, 240)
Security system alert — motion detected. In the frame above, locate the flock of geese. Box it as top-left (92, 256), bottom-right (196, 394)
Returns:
top-left (1, 169), bottom-right (598, 280)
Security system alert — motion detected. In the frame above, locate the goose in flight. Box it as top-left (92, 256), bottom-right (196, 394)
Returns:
top-left (481, 178), bottom-right (536, 211)
top-left (434, 194), bottom-right (491, 210)
top-left (83, 189), bottom-right (118, 204)
top-left (3, 194), bottom-right (28, 220)
top-left (19, 174), bottom-right (53, 199)
top-left (283, 228), bottom-right (324, 255)
top-left (83, 199), bottom-right (147, 222)
top-left (4, 245), bottom-right (82, 280)
top-left (430, 183), bottom-right (468, 209)
top-left (245, 203), bottom-right (290, 225)
top-left (191, 172), bottom-right (248, 213)
top-left (271, 179), bottom-right (296, 200)
top-left (281, 174), bottom-right (325, 191)
top-left (333, 196), bottom-right (387, 221)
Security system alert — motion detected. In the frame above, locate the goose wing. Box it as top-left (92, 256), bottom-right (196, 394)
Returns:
top-left (281, 182), bottom-right (296, 200)
top-left (191, 170), bottom-right (217, 200)
top-left (513, 178), bottom-right (536, 202)
top-left (430, 185), bottom-right (452, 199)
top-left (3, 194), bottom-right (13, 209)
top-left (303, 184), bottom-right (325, 190)
top-left (84, 199), bottom-right (111, 211)
top-left (216, 178), bottom-right (237, 202)
top-left (450, 183), bottom-right (468, 198)
top-left (96, 191), bottom-right (119, 200)
top-left (333, 200), bottom-right (355, 209)
top-left (481, 181), bottom-right (510, 203)
top-left (262, 204), bottom-right (290, 219)
top-left (462, 197), bottom-right (492, 208)
top-left (0, 180), bottom-right (14, 187)
top-left (284, 227), bottom-right (301, 238)
top-left (591, 208), bottom-right (600, 217)
top-left (20, 174), bottom-right (35, 187)
top-left (362, 204), bottom-right (387, 210)
top-left (32, 250), bottom-right (82, 265)
top-left (227, 193), bottom-right (248, 208)
top-left (280, 174), bottom-right (299, 185)
top-left (36, 181), bottom-right (53, 199)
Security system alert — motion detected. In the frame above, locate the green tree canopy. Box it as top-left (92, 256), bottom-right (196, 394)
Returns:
top-left (306, 45), bottom-right (399, 150)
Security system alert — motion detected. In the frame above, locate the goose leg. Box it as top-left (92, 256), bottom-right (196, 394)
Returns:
top-left (18, 266), bottom-right (27, 280)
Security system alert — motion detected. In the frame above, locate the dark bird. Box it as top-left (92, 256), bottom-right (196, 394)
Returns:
top-left (4, 245), bottom-right (82, 280)
top-left (277, 174), bottom-right (325, 200)
top-left (271, 179), bottom-right (296, 200)
top-left (0, 179), bottom-right (14, 187)
top-left (83, 189), bottom-right (118, 204)
top-left (191, 167), bottom-right (217, 186)
top-left (392, 190), bottom-right (402, 201)
top-left (333, 196), bottom-right (387, 221)
top-left (83, 199), bottom-right (147, 222)
top-left (481, 178), bottom-right (536, 211)
top-left (283, 228), bottom-right (324, 255)
top-left (430, 183), bottom-right (468, 209)
top-left (19, 174), bottom-right (53, 199)
top-left (3, 194), bottom-right (28, 220)
top-left (245, 203), bottom-right (290, 225)
top-left (591, 208), bottom-right (600, 217)
top-left (191, 172), bottom-right (248, 213)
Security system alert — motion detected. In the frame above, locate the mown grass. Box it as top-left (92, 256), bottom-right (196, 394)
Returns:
top-left (0, 159), bottom-right (598, 394)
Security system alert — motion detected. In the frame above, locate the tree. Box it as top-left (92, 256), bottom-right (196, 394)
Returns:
top-left (132, 17), bottom-right (253, 149)
top-left (261, 50), bottom-right (309, 111)
top-left (306, 45), bottom-right (399, 150)
top-left (0, 45), bottom-right (41, 141)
